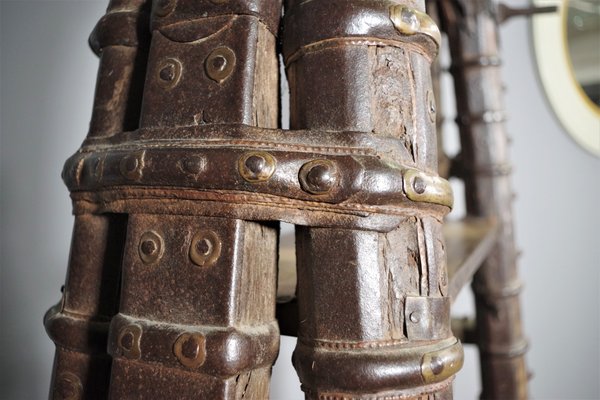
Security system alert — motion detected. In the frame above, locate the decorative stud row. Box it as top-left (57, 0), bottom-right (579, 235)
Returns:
top-left (108, 315), bottom-right (280, 377)
top-left (156, 46), bottom-right (237, 90)
top-left (138, 229), bottom-right (222, 267)
top-left (64, 145), bottom-right (453, 210)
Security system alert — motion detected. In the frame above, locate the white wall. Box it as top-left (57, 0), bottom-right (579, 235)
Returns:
top-left (1, 1), bottom-right (598, 399)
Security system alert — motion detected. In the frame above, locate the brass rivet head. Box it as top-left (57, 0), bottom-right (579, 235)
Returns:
top-left (412, 176), bottom-right (427, 194)
top-left (190, 230), bottom-right (221, 267)
top-left (118, 325), bottom-right (142, 359)
top-left (157, 58), bottom-right (182, 88)
top-left (174, 333), bottom-right (206, 369)
top-left (427, 90), bottom-right (436, 123)
top-left (119, 151), bottom-right (145, 181)
top-left (205, 47), bottom-right (236, 83)
top-left (421, 340), bottom-right (464, 383)
top-left (299, 160), bottom-right (338, 194)
top-left (179, 156), bottom-right (206, 175)
top-left (139, 231), bottom-right (164, 264)
top-left (238, 152), bottom-right (276, 183)
top-left (55, 372), bottom-right (82, 400)
top-left (430, 356), bottom-right (445, 375)
top-left (389, 5), bottom-right (442, 48)
top-left (154, 0), bottom-right (176, 17)
top-left (403, 169), bottom-right (453, 208)
top-left (409, 312), bottom-right (420, 323)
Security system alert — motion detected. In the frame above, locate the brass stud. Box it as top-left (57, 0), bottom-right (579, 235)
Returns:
top-left (179, 156), bottom-right (206, 176)
top-left (430, 356), bottom-right (445, 375)
top-left (421, 341), bottom-right (464, 383)
top-left (157, 58), bottom-right (182, 88)
top-left (389, 5), bottom-right (442, 48)
top-left (412, 176), bottom-right (427, 194)
top-left (119, 151), bottom-right (145, 181)
top-left (403, 169), bottom-right (453, 208)
top-left (299, 160), bottom-right (338, 194)
top-left (205, 47), bottom-right (236, 83)
top-left (190, 230), bottom-right (221, 267)
top-left (154, 0), bottom-right (176, 17)
top-left (118, 325), bottom-right (142, 359)
top-left (238, 151), bottom-right (276, 183)
top-left (427, 90), bottom-right (436, 123)
top-left (55, 372), bottom-right (82, 400)
top-left (139, 231), bottom-right (164, 264)
top-left (409, 312), bottom-right (420, 323)
top-left (174, 333), bottom-right (206, 369)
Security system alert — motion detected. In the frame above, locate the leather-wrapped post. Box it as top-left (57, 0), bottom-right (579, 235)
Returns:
top-left (101, 0), bottom-right (283, 397)
top-left (283, 0), bottom-right (461, 398)
top-left (440, 0), bottom-right (529, 397)
top-left (44, 213), bottom-right (128, 399)
top-left (44, 1), bottom-right (151, 397)
top-left (87, 0), bottom-right (151, 138)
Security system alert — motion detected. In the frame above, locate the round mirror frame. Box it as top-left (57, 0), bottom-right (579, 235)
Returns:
top-left (531, 0), bottom-right (600, 157)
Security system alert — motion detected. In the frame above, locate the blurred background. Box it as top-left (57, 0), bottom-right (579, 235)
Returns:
top-left (1, 0), bottom-right (598, 398)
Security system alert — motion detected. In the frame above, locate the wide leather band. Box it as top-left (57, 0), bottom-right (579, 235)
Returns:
top-left (150, 0), bottom-right (281, 35)
top-left (63, 125), bottom-right (452, 231)
top-left (282, 0), bottom-right (439, 64)
top-left (90, 9), bottom-right (151, 54)
top-left (108, 314), bottom-right (280, 378)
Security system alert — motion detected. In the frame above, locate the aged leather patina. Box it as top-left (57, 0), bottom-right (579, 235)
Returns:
top-left (45, 0), bottom-right (530, 398)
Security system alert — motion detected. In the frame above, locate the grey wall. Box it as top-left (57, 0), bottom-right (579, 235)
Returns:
top-left (1, 1), bottom-right (598, 399)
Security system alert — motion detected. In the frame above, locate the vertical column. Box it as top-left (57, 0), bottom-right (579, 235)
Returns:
top-left (107, 216), bottom-right (279, 398)
top-left (283, 0), bottom-right (462, 398)
top-left (45, 214), bottom-right (128, 399)
top-left (443, 0), bottom-right (529, 398)
top-left (87, 0), bottom-right (152, 138)
top-left (45, 1), bottom-right (151, 397)
top-left (106, 0), bottom-right (282, 397)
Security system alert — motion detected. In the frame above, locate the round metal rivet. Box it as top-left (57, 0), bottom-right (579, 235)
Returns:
top-left (119, 331), bottom-right (134, 351)
top-left (412, 176), bottom-right (427, 194)
top-left (118, 325), bottom-right (142, 359)
top-left (400, 7), bottom-right (419, 31)
top-left (238, 152), bottom-right (276, 183)
top-left (299, 160), bottom-right (338, 195)
top-left (55, 372), bottom-right (82, 400)
top-left (179, 156), bottom-right (206, 175)
top-left (427, 90), bottom-right (436, 123)
top-left (190, 230), bottom-right (221, 267)
top-left (409, 312), bottom-right (420, 323)
top-left (139, 231), bottom-right (164, 264)
top-left (160, 64), bottom-right (176, 82)
top-left (157, 58), bottom-right (182, 88)
top-left (205, 47), bottom-right (236, 83)
top-left (174, 333), bottom-right (206, 369)
top-left (154, 0), bottom-right (176, 17)
top-left (120, 152), bottom-right (145, 180)
top-left (430, 356), bottom-right (444, 375)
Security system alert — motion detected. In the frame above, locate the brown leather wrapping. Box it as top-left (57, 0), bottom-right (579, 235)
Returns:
top-left (440, 0), bottom-right (529, 398)
top-left (45, 0), bottom-right (471, 397)
top-left (282, 0), bottom-right (436, 65)
top-left (283, 0), bottom-right (458, 398)
top-left (87, 0), bottom-right (151, 138)
top-left (150, 0), bottom-right (281, 35)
